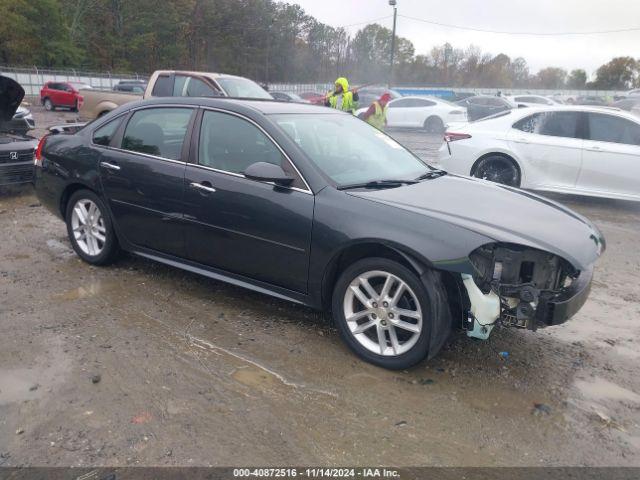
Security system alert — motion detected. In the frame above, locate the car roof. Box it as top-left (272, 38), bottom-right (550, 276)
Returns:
top-left (115, 96), bottom-right (339, 116)
top-left (392, 95), bottom-right (443, 101)
top-left (477, 104), bottom-right (638, 123)
top-left (152, 70), bottom-right (254, 81)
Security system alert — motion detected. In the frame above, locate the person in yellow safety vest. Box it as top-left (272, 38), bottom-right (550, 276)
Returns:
top-left (325, 77), bottom-right (359, 114)
top-left (362, 93), bottom-right (391, 130)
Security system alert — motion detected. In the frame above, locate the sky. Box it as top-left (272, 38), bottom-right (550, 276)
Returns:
top-left (284, 0), bottom-right (640, 78)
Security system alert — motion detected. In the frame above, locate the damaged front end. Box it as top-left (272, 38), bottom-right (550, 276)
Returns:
top-left (461, 243), bottom-right (594, 339)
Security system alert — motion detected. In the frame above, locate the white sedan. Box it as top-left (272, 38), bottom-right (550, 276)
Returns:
top-left (436, 105), bottom-right (640, 202)
top-left (505, 94), bottom-right (563, 108)
top-left (357, 96), bottom-right (467, 133)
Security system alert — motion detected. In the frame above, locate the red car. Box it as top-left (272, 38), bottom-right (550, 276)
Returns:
top-left (40, 81), bottom-right (90, 111)
top-left (299, 91), bottom-right (326, 106)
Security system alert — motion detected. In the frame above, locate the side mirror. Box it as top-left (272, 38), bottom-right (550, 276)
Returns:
top-left (243, 162), bottom-right (294, 186)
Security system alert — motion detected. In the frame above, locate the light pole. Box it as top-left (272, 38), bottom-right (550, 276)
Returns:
top-left (388, 0), bottom-right (398, 88)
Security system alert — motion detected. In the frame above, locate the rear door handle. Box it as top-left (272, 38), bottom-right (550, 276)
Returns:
top-left (189, 182), bottom-right (217, 194)
top-left (586, 145), bottom-right (603, 152)
top-left (100, 161), bottom-right (120, 171)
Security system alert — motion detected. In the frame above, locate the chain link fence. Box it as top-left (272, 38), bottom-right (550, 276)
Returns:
top-left (1, 65), bottom-right (626, 102)
top-left (0, 65), bottom-right (149, 100)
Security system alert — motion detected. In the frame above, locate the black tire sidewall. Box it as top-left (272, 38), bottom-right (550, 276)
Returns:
top-left (65, 190), bottom-right (118, 265)
top-left (331, 257), bottom-right (439, 370)
top-left (424, 116), bottom-right (444, 133)
top-left (473, 155), bottom-right (521, 187)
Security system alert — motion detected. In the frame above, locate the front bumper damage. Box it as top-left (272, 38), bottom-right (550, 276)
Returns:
top-left (461, 243), bottom-right (595, 339)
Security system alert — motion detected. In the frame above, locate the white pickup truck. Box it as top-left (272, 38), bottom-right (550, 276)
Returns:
top-left (79, 70), bottom-right (272, 120)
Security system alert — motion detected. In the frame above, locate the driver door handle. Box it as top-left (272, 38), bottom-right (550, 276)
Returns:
top-left (189, 181), bottom-right (217, 193)
top-left (585, 145), bottom-right (603, 152)
top-left (100, 161), bottom-right (121, 171)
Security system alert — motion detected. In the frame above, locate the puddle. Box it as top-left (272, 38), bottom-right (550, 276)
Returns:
top-left (0, 369), bottom-right (42, 405)
top-left (46, 238), bottom-right (74, 258)
top-left (53, 280), bottom-right (127, 302)
top-left (575, 377), bottom-right (640, 404)
top-left (54, 284), bottom-right (103, 301)
top-left (232, 366), bottom-right (282, 389)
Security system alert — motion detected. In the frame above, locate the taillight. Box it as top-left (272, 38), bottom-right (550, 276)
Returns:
top-left (444, 132), bottom-right (472, 143)
top-left (34, 135), bottom-right (48, 167)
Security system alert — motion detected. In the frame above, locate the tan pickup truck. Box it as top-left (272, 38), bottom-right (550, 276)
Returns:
top-left (79, 70), bottom-right (272, 120)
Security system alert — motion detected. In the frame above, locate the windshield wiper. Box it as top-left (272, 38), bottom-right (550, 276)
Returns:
top-left (415, 170), bottom-right (447, 181)
top-left (337, 179), bottom-right (418, 190)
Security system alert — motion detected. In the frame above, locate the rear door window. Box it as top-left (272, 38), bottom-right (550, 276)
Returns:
top-left (587, 113), bottom-right (640, 146)
top-left (513, 111), bottom-right (580, 138)
top-left (121, 108), bottom-right (193, 160)
top-left (389, 98), bottom-right (413, 108)
top-left (414, 99), bottom-right (436, 107)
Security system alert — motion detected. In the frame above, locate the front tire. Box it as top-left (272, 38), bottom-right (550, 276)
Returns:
top-left (65, 190), bottom-right (119, 265)
top-left (43, 98), bottom-right (54, 111)
top-left (472, 155), bottom-right (521, 187)
top-left (331, 257), bottom-right (447, 369)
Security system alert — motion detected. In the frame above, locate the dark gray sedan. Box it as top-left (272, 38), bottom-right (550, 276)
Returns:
top-left (34, 97), bottom-right (604, 369)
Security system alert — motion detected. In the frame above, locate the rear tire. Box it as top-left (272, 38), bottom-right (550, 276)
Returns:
top-left (331, 257), bottom-right (448, 370)
top-left (472, 155), bottom-right (521, 187)
top-left (65, 190), bottom-right (119, 265)
top-left (424, 116), bottom-right (444, 134)
top-left (43, 98), bottom-right (54, 111)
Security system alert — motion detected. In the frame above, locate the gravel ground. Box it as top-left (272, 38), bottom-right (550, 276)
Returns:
top-left (0, 106), bottom-right (638, 467)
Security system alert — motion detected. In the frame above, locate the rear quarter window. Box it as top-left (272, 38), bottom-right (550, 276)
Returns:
top-left (151, 75), bottom-right (173, 97)
top-left (92, 117), bottom-right (123, 146)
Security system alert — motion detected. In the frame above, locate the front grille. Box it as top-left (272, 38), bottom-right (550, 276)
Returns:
top-left (0, 149), bottom-right (34, 165)
top-left (0, 163), bottom-right (33, 185)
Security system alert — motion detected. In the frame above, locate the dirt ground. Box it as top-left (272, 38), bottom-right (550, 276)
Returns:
top-left (0, 106), bottom-right (639, 467)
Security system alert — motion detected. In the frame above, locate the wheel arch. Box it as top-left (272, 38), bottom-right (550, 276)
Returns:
top-left (59, 182), bottom-right (98, 218)
top-left (320, 241), bottom-right (463, 354)
top-left (471, 151), bottom-right (523, 183)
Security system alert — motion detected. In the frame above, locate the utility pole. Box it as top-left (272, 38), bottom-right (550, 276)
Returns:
top-left (388, 0), bottom-right (398, 88)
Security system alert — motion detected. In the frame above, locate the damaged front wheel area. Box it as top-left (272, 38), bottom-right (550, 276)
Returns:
top-left (331, 257), bottom-right (449, 369)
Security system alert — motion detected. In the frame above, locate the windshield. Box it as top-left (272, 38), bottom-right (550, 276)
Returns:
top-left (216, 77), bottom-right (272, 99)
top-left (273, 114), bottom-right (432, 186)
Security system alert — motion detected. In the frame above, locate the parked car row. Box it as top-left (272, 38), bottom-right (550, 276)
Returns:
top-left (77, 70), bottom-right (273, 119)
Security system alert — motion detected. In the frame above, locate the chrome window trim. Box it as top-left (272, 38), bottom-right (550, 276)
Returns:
top-left (95, 145), bottom-right (188, 165)
top-left (187, 162), bottom-right (311, 195)
top-left (198, 106), bottom-right (313, 194)
top-left (91, 105), bottom-right (195, 162)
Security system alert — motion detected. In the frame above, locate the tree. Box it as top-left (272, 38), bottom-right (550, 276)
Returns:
top-left (567, 69), bottom-right (587, 89)
top-left (536, 67), bottom-right (567, 89)
top-left (592, 57), bottom-right (638, 89)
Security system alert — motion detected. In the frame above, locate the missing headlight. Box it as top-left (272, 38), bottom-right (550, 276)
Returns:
top-left (468, 243), bottom-right (577, 330)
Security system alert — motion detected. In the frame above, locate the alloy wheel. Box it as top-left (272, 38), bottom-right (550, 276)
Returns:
top-left (477, 158), bottom-right (519, 186)
top-left (71, 199), bottom-right (106, 256)
top-left (343, 270), bottom-right (423, 356)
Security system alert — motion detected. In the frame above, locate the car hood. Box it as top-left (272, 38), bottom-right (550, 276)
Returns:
top-left (349, 174), bottom-right (604, 270)
top-left (0, 76), bottom-right (25, 132)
